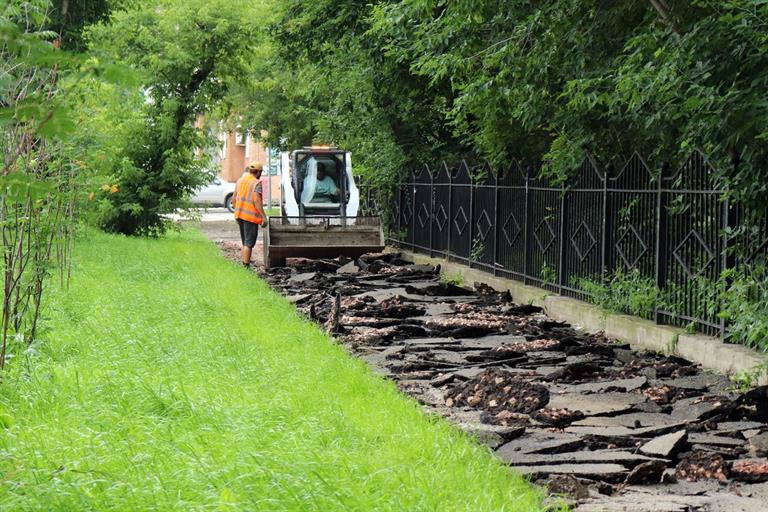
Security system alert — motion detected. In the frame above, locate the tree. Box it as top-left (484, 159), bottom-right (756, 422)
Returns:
top-left (236, 0), bottom-right (465, 193)
top-left (48, 0), bottom-right (119, 51)
top-left (87, 0), bottom-right (263, 235)
top-left (244, 0), bottom-right (768, 208)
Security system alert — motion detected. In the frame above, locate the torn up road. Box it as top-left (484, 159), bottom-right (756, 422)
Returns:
top-left (219, 245), bottom-right (768, 511)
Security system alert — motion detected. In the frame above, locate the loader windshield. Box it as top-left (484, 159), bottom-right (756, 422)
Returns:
top-left (297, 153), bottom-right (344, 207)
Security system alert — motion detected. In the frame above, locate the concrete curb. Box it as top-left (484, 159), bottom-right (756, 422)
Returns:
top-left (398, 249), bottom-right (768, 386)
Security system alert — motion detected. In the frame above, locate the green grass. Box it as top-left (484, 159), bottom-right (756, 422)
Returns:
top-left (0, 229), bottom-right (552, 511)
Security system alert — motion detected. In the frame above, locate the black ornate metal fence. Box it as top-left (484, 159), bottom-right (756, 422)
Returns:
top-left (365, 152), bottom-right (768, 338)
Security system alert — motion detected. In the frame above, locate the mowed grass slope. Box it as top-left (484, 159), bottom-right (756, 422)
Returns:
top-left (0, 229), bottom-right (551, 511)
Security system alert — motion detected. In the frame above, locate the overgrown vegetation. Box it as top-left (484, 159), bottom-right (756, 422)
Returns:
top-left (440, 272), bottom-right (464, 287)
top-left (0, 229), bottom-right (552, 511)
top-left (0, 0), bottom-right (127, 366)
top-left (576, 268), bottom-right (660, 320)
top-left (85, 0), bottom-right (266, 235)
top-left (719, 266), bottom-right (768, 351)
top-left (729, 362), bottom-right (767, 392)
top-left (237, 1), bottom-right (768, 210)
top-left (470, 237), bottom-right (487, 262)
top-left (541, 262), bottom-right (557, 288)
top-left (577, 262), bottom-right (768, 352)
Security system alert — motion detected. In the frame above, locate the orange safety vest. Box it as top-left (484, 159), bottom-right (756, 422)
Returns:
top-left (233, 173), bottom-right (265, 225)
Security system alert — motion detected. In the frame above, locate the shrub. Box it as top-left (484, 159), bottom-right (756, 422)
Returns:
top-left (577, 267), bottom-right (660, 319)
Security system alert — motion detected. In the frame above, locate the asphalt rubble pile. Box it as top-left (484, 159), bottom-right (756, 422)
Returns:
top-left (250, 250), bottom-right (768, 511)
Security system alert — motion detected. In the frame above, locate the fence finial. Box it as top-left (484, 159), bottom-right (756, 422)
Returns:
top-left (524, 165), bottom-right (533, 180)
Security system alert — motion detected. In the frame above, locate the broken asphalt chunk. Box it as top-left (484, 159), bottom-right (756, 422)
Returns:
top-left (514, 463), bottom-right (628, 480)
top-left (549, 392), bottom-right (646, 416)
top-left (496, 432), bottom-right (584, 457)
top-left (624, 460), bottom-right (667, 485)
top-left (639, 430), bottom-right (688, 458)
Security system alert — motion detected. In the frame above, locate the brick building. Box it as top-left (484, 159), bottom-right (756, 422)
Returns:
top-left (210, 125), bottom-right (281, 207)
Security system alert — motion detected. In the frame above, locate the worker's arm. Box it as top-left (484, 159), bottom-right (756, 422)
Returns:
top-left (254, 192), bottom-right (266, 225)
top-left (328, 179), bottom-right (340, 198)
top-left (252, 182), bottom-right (267, 225)
top-left (232, 182), bottom-right (239, 213)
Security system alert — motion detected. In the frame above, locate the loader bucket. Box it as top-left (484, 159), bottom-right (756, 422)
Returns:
top-left (263, 216), bottom-right (385, 268)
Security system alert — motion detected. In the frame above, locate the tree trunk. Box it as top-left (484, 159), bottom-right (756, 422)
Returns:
top-left (649, 0), bottom-right (681, 35)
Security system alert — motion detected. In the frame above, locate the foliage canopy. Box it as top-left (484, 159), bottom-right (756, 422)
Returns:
top-left (241, 0), bottom-right (768, 207)
top-left (87, 0), bottom-right (263, 235)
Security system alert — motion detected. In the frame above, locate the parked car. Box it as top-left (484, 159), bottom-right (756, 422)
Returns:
top-left (191, 177), bottom-right (236, 212)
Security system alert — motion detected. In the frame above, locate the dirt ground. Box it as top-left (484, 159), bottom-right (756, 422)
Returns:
top-left (185, 209), bottom-right (265, 263)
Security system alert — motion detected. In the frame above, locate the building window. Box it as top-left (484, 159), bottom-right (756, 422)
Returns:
top-left (219, 129), bottom-right (227, 159)
top-left (235, 126), bottom-right (247, 146)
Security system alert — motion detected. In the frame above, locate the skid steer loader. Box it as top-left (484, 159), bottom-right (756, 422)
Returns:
top-left (263, 146), bottom-right (384, 268)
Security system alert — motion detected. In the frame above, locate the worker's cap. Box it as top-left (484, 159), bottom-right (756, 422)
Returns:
top-left (246, 162), bottom-right (264, 172)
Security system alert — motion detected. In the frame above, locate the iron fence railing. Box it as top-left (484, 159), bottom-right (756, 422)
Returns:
top-left (360, 152), bottom-right (768, 338)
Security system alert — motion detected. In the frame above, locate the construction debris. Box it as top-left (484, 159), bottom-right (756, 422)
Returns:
top-left (217, 247), bottom-right (768, 510)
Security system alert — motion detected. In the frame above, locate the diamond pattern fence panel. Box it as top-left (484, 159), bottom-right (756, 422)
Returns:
top-left (431, 163), bottom-right (451, 257)
top-left (496, 161), bottom-right (528, 280)
top-left (471, 163), bottom-right (497, 269)
top-left (527, 173), bottom-right (563, 293)
top-left (412, 167), bottom-right (433, 254)
top-left (605, 153), bottom-right (658, 315)
top-left (561, 157), bottom-right (605, 301)
top-left (657, 151), bottom-right (726, 335)
top-left (449, 162), bottom-right (473, 260)
top-left (379, 151), bottom-right (768, 339)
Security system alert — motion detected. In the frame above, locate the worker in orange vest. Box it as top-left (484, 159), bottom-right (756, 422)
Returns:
top-left (233, 162), bottom-right (266, 268)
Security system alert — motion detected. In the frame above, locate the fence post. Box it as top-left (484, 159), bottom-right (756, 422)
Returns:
top-left (523, 167), bottom-right (531, 286)
top-left (446, 162), bottom-right (453, 262)
top-left (394, 181), bottom-right (401, 247)
top-left (428, 166), bottom-right (434, 257)
top-left (719, 153), bottom-right (739, 338)
top-left (493, 167), bottom-right (500, 276)
top-left (654, 164), bottom-right (669, 325)
top-left (410, 171), bottom-right (416, 252)
top-left (600, 164), bottom-right (611, 277)
top-left (719, 195), bottom-right (733, 338)
top-left (468, 163), bottom-right (475, 266)
top-left (558, 183), bottom-right (568, 293)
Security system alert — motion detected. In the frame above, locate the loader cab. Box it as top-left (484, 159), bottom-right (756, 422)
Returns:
top-left (292, 147), bottom-right (349, 216)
